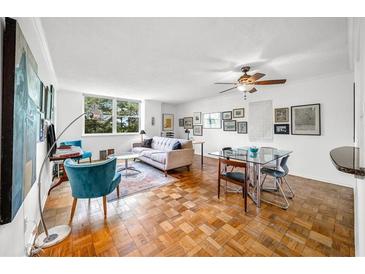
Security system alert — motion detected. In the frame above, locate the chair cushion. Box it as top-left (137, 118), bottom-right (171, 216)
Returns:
top-left (81, 151), bottom-right (92, 159)
top-left (150, 152), bottom-right (167, 164)
top-left (222, 171), bottom-right (246, 182)
top-left (261, 167), bottom-right (286, 178)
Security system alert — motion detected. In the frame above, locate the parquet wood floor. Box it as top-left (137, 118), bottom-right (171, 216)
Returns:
top-left (39, 156), bottom-right (355, 257)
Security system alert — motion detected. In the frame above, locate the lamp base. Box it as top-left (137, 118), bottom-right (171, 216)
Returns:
top-left (35, 225), bottom-right (71, 248)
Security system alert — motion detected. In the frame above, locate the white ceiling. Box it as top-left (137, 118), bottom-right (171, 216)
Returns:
top-left (41, 17), bottom-right (350, 104)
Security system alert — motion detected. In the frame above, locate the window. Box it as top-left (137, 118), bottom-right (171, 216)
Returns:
top-left (203, 112), bottom-right (221, 129)
top-left (116, 100), bottom-right (139, 133)
top-left (84, 95), bottom-right (140, 135)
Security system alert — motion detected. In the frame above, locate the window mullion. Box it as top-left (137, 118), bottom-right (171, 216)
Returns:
top-left (113, 99), bottom-right (117, 134)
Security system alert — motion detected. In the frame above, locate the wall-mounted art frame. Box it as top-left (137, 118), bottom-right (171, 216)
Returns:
top-left (193, 125), bottom-right (203, 136)
top-left (162, 113), bottom-right (174, 131)
top-left (233, 108), bottom-right (245, 118)
top-left (237, 121), bottom-right (248, 134)
top-left (274, 124), bottom-right (290, 134)
top-left (183, 117), bottom-right (193, 129)
top-left (275, 107), bottom-right (289, 123)
top-left (193, 112), bottom-right (202, 125)
top-left (222, 111), bottom-right (232, 120)
top-left (179, 118), bottom-right (184, 127)
top-left (1, 18), bottom-right (40, 224)
top-left (291, 104), bottom-right (321, 135)
top-left (223, 120), bottom-right (236, 131)
top-left (203, 112), bottom-right (221, 129)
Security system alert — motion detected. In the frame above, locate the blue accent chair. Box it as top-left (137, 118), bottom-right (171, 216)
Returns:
top-left (60, 140), bottom-right (92, 163)
top-left (64, 157), bottom-right (121, 222)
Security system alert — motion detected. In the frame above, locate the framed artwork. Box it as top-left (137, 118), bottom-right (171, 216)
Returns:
top-left (1, 18), bottom-right (40, 224)
top-left (275, 107), bottom-right (289, 123)
top-left (179, 118), bottom-right (184, 127)
top-left (39, 113), bottom-right (45, 142)
top-left (193, 112), bottom-right (202, 125)
top-left (223, 120), bottom-right (236, 131)
top-left (233, 108), bottom-right (245, 118)
top-left (203, 112), bottom-right (221, 129)
top-left (222, 111), bottom-right (232, 120)
top-left (162, 113), bottom-right (174, 131)
top-left (237, 121), bottom-right (248, 134)
top-left (151, 117), bottom-right (155, 126)
top-left (193, 125), bottom-right (203, 136)
top-left (184, 117), bottom-right (193, 129)
top-left (291, 104), bottom-right (321, 135)
top-left (274, 124), bottom-right (290, 134)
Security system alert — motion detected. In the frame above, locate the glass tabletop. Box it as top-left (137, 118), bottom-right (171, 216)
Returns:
top-left (208, 147), bottom-right (292, 165)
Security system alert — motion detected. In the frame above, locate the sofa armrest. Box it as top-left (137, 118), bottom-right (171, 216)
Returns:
top-left (132, 142), bottom-right (142, 148)
top-left (165, 148), bottom-right (194, 170)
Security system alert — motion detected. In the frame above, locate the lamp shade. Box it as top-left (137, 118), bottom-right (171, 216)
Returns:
top-left (185, 129), bottom-right (190, 133)
top-left (140, 130), bottom-right (146, 134)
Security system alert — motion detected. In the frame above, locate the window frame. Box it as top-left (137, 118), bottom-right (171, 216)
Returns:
top-left (82, 93), bottom-right (141, 136)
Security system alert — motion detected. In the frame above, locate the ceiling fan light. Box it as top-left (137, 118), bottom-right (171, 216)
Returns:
top-left (237, 85), bottom-right (246, 91)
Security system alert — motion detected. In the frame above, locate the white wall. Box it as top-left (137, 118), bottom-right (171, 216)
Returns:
top-left (175, 72), bottom-right (355, 187)
top-left (56, 90), bottom-right (165, 158)
top-left (352, 18), bottom-right (365, 257)
top-left (0, 18), bottom-right (57, 256)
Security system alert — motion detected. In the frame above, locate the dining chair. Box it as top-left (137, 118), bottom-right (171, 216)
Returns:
top-left (60, 140), bottom-right (93, 163)
top-left (260, 155), bottom-right (294, 209)
top-left (218, 158), bottom-right (248, 212)
top-left (64, 157), bottom-right (121, 223)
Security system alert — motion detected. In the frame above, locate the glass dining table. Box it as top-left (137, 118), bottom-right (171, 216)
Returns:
top-left (209, 147), bottom-right (293, 208)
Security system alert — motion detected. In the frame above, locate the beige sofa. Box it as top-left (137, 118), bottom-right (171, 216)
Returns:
top-left (132, 136), bottom-right (194, 176)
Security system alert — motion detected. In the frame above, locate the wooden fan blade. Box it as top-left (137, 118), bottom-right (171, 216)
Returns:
top-left (254, 79), bottom-right (286, 85)
top-left (248, 87), bottom-right (257, 93)
top-left (219, 86), bottom-right (237, 93)
top-left (247, 73), bottom-right (265, 82)
top-left (214, 82), bottom-right (237, 85)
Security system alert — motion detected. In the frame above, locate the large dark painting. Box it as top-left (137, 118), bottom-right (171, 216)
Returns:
top-left (1, 18), bottom-right (41, 224)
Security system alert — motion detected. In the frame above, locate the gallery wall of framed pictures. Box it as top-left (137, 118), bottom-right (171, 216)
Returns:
top-left (177, 100), bottom-right (321, 140)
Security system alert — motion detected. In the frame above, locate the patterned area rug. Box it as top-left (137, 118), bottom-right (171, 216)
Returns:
top-left (107, 161), bottom-right (178, 202)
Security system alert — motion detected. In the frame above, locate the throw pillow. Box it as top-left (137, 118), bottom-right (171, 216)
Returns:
top-left (142, 138), bottom-right (152, 148)
top-left (172, 141), bottom-right (182, 150)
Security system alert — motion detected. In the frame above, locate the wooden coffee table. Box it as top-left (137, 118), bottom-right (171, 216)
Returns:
top-left (113, 152), bottom-right (141, 176)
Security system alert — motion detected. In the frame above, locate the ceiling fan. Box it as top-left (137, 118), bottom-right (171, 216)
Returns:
top-left (215, 66), bottom-right (286, 99)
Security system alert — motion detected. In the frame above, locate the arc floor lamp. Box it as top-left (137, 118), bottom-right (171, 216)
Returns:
top-left (32, 106), bottom-right (101, 253)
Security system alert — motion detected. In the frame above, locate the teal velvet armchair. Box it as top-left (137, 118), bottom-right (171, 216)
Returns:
top-left (64, 157), bottom-right (121, 223)
top-left (60, 140), bottom-right (93, 163)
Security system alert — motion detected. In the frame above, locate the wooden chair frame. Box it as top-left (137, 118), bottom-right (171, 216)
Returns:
top-left (218, 158), bottom-right (248, 212)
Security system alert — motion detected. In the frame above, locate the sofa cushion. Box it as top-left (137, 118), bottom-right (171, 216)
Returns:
top-left (172, 141), bottom-right (182, 150)
top-left (142, 138), bottom-right (153, 148)
top-left (151, 136), bottom-right (193, 151)
top-left (132, 147), bottom-right (152, 154)
top-left (141, 149), bottom-right (164, 159)
top-left (150, 152), bottom-right (167, 164)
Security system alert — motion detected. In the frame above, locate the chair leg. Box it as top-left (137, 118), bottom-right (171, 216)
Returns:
top-left (69, 198), bottom-right (77, 224)
top-left (218, 177), bottom-right (221, 199)
top-left (282, 177), bottom-right (295, 198)
top-left (117, 185), bottom-right (120, 198)
top-left (102, 196), bottom-right (107, 219)
top-left (277, 179), bottom-right (290, 209)
top-left (89, 157), bottom-right (92, 163)
top-left (187, 165), bottom-right (190, 171)
top-left (164, 170), bottom-right (168, 177)
top-left (260, 174), bottom-right (267, 189)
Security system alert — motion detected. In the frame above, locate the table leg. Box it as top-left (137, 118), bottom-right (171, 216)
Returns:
top-left (256, 163), bottom-right (261, 208)
top-left (201, 143), bottom-right (204, 168)
top-left (48, 163), bottom-right (68, 195)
